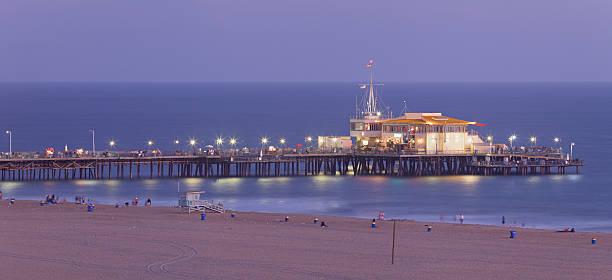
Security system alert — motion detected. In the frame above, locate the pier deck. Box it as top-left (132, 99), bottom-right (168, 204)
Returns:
top-left (0, 153), bottom-right (583, 182)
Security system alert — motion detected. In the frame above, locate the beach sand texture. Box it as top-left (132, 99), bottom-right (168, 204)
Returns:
top-left (0, 201), bottom-right (609, 280)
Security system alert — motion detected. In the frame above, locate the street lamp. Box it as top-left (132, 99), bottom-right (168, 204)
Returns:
top-left (279, 138), bottom-right (286, 146)
top-left (216, 137), bottom-right (224, 149)
top-left (260, 137), bottom-right (268, 159)
top-left (554, 137), bottom-right (561, 150)
top-left (89, 129), bottom-right (96, 157)
top-left (109, 140), bottom-right (116, 156)
top-left (508, 135), bottom-right (517, 150)
top-left (530, 136), bottom-right (536, 147)
top-left (305, 136), bottom-right (313, 147)
top-left (189, 139), bottom-right (197, 154)
top-left (486, 136), bottom-right (493, 154)
top-left (5, 130), bottom-right (11, 158)
top-left (148, 140), bottom-right (154, 148)
top-left (570, 142), bottom-right (575, 159)
top-left (229, 138), bottom-right (237, 147)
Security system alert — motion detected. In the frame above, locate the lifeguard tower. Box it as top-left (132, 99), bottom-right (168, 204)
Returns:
top-left (178, 191), bottom-right (224, 213)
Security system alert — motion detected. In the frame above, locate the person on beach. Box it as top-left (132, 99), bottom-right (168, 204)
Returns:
top-left (460, 214), bottom-right (464, 224)
top-left (146, 198), bottom-right (151, 206)
top-left (320, 221), bottom-right (327, 228)
top-left (502, 216), bottom-right (505, 225)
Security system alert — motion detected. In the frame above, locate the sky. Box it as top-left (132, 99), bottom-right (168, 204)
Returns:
top-left (2, 0), bottom-right (612, 82)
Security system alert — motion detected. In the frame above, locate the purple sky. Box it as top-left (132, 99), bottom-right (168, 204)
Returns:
top-left (2, 0), bottom-right (611, 82)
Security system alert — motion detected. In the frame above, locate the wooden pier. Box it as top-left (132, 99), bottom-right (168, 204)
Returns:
top-left (0, 153), bottom-right (583, 182)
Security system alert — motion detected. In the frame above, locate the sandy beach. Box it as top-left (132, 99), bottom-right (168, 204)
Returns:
top-left (0, 200), bottom-right (609, 280)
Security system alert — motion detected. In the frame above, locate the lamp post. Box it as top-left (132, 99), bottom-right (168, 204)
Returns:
top-left (305, 136), bottom-right (313, 147)
top-left (530, 137), bottom-right (536, 148)
top-left (508, 135), bottom-right (516, 150)
top-left (486, 136), bottom-right (493, 154)
top-left (216, 138), bottom-right (223, 155)
top-left (570, 142), bottom-right (575, 160)
top-left (229, 138), bottom-right (237, 155)
top-left (5, 130), bottom-right (11, 158)
top-left (261, 137), bottom-right (268, 159)
top-left (189, 139), bottom-right (197, 155)
top-left (554, 137), bottom-right (561, 151)
top-left (109, 140), bottom-right (116, 156)
top-left (89, 129), bottom-right (96, 157)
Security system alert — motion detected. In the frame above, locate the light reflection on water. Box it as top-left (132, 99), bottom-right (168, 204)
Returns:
top-left (0, 174), bottom-right (610, 232)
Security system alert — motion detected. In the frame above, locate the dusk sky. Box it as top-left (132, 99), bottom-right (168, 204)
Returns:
top-left (2, 0), bottom-right (611, 82)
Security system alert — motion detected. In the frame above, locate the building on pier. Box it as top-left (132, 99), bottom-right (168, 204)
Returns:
top-left (348, 60), bottom-right (489, 154)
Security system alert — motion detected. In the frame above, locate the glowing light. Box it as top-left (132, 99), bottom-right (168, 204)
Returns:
top-left (306, 137), bottom-right (313, 142)
top-left (376, 112), bottom-right (381, 116)
top-left (332, 137), bottom-right (337, 142)
top-left (530, 137), bottom-right (536, 143)
top-left (215, 138), bottom-right (223, 146)
top-left (261, 137), bottom-right (268, 144)
top-left (190, 139), bottom-right (197, 146)
top-left (280, 138), bottom-right (286, 144)
top-left (174, 140), bottom-right (179, 145)
top-left (147, 140), bottom-right (153, 146)
top-left (229, 138), bottom-right (237, 145)
top-left (486, 136), bottom-right (492, 141)
top-left (554, 137), bottom-right (560, 142)
top-left (417, 138), bottom-right (423, 143)
top-left (109, 140), bottom-right (116, 147)
top-left (362, 140), bottom-right (369, 145)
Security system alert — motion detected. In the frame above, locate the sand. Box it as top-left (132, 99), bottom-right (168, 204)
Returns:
top-left (0, 200), bottom-right (609, 280)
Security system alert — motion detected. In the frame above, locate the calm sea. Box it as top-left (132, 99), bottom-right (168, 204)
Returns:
top-left (1, 82), bottom-right (611, 232)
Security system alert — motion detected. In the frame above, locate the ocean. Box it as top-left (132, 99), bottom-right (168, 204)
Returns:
top-left (1, 82), bottom-right (611, 232)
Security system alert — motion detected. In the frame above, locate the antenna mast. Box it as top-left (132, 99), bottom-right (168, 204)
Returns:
top-left (359, 59), bottom-right (384, 117)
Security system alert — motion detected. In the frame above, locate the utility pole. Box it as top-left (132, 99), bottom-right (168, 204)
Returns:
top-left (5, 130), bottom-right (12, 158)
top-left (391, 219), bottom-right (396, 264)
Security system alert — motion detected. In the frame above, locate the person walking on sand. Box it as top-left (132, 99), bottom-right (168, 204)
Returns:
top-left (460, 214), bottom-right (464, 224)
top-left (146, 198), bottom-right (151, 206)
top-left (502, 216), bottom-right (506, 225)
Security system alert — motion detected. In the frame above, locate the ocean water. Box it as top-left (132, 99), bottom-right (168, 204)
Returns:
top-left (1, 82), bottom-right (611, 232)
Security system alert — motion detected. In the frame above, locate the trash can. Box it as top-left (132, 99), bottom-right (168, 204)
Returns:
top-left (87, 205), bottom-right (94, 212)
top-left (231, 213), bottom-right (236, 218)
top-left (509, 230), bottom-right (516, 239)
top-left (314, 218), bottom-right (319, 224)
top-left (427, 226), bottom-right (432, 232)
top-left (592, 238), bottom-right (596, 245)
top-left (284, 216), bottom-right (289, 222)
top-left (40, 201), bottom-right (45, 206)
top-left (201, 213), bottom-right (206, 220)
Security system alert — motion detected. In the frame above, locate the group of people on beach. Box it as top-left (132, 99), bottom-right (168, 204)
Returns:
top-left (115, 197), bottom-right (152, 208)
top-left (45, 194), bottom-right (65, 204)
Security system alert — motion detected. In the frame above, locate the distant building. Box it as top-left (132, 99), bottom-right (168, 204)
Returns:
top-left (317, 136), bottom-right (352, 150)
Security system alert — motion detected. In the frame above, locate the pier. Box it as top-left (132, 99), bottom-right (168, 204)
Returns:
top-left (0, 152), bottom-right (583, 182)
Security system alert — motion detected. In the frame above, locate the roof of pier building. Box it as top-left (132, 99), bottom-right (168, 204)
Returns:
top-left (376, 113), bottom-right (483, 126)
